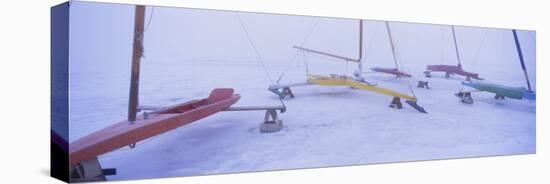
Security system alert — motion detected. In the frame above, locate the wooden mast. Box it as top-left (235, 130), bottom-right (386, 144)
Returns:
top-left (358, 19), bottom-right (363, 75)
top-left (385, 21), bottom-right (400, 69)
top-left (512, 29), bottom-right (532, 91)
top-left (128, 5), bottom-right (146, 123)
top-left (451, 25), bottom-right (462, 67)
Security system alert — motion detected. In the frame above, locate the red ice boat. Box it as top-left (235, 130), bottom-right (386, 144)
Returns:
top-left (369, 23), bottom-right (413, 79)
top-left (424, 26), bottom-right (483, 81)
top-left (425, 64), bottom-right (482, 80)
top-left (69, 88), bottom-right (240, 166)
top-left (371, 67), bottom-right (412, 78)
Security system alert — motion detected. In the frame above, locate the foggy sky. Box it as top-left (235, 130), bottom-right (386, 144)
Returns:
top-left (69, 1), bottom-right (536, 89)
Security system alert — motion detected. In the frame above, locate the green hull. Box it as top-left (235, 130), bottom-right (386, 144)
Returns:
top-left (462, 81), bottom-right (526, 100)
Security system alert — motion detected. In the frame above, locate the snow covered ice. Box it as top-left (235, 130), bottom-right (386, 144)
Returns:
top-left (67, 2), bottom-right (535, 181)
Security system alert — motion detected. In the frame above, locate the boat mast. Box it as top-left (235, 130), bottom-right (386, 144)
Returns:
top-left (385, 21), bottom-right (400, 69)
top-left (357, 19), bottom-right (363, 77)
top-left (512, 29), bottom-right (532, 91)
top-left (128, 5), bottom-right (146, 123)
top-left (451, 26), bottom-right (462, 67)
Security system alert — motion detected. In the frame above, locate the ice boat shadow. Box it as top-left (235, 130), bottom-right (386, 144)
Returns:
top-left (473, 97), bottom-right (536, 113)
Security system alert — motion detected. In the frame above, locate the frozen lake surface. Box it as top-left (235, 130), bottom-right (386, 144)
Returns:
top-left (66, 2), bottom-right (536, 181)
top-left (69, 60), bottom-right (535, 181)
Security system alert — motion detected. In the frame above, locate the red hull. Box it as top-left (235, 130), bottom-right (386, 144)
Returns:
top-left (69, 88), bottom-right (240, 166)
top-left (371, 67), bottom-right (412, 78)
top-left (426, 64), bottom-right (482, 80)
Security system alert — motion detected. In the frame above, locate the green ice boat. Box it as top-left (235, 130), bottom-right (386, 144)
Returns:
top-left (460, 81), bottom-right (535, 100)
top-left (455, 29), bottom-right (535, 104)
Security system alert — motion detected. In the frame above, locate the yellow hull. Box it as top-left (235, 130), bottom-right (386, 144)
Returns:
top-left (307, 74), bottom-right (417, 102)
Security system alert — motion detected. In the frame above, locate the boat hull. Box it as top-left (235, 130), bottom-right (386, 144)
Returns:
top-left (462, 81), bottom-right (526, 100)
top-left (371, 67), bottom-right (411, 78)
top-left (69, 88), bottom-right (240, 166)
top-left (427, 65), bottom-right (482, 80)
top-left (307, 74), bottom-right (417, 101)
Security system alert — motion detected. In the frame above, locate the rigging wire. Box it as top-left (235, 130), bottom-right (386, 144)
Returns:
top-left (144, 7), bottom-right (155, 32)
top-left (456, 28), bottom-right (487, 94)
top-left (440, 26), bottom-right (446, 65)
top-left (276, 18), bottom-right (322, 83)
top-left (277, 53), bottom-right (300, 80)
top-left (361, 21), bottom-right (381, 67)
top-left (455, 28), bottom-right (489, 93)
top-left (235, 12), bottom-right (275, 84)
top-left (386, 22), bottom-right (417, 98)
top-left (470, 29), bottom-right (489, 69)
top-left (303, 51), bottom-right (310, 75)
top-left (345, 60), bottom-right (350, 75)
top-left (385, 21), bottom-right (400, 69)
top-left (399, 56), bottom-right (417, 98)
top-left (234, 13), bottom-right (287, 108)
top-left (393, 42), bottom-right (418, 98)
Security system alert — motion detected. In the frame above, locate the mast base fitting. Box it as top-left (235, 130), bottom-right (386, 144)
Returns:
top-left (70, 157), bottom-right (117, 182)
top-left (417, 81), bottom-right (430, 89)
top-left (282, 87), bottom-right (295, 99)
top-left (268, 87), bottom-right (295, 99)
top-left (389, 97), bottom-right (403, 109)
top-left (260, 109), bottom-right (283, 133)
top-left (455, 92), bottom-right (474, 104)
top-left (445, 72), bottom-right (451, 79)
top-left (424, 71), bottom-right (432, 78)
